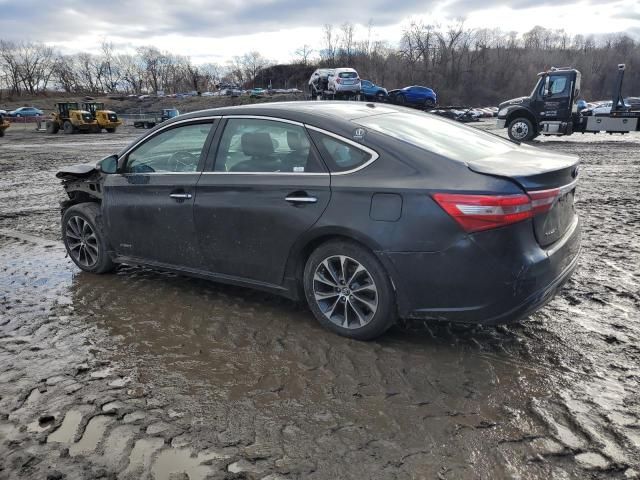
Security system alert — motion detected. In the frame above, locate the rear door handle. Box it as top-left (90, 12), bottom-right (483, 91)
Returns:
top-left (285, 195), bottom-right (317, 204)
top-left (169, 193), bottom-right (192, 199)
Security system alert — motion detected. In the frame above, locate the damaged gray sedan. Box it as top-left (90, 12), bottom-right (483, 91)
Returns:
top-left (57, 102), bottom-right (580, 340)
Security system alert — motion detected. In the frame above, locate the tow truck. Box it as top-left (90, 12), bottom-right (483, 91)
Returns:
top-left (497, 64), bottom-right (640, 141)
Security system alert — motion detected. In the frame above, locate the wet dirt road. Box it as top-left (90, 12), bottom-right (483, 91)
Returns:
top-left (0, 124), bottom-right (638, 479)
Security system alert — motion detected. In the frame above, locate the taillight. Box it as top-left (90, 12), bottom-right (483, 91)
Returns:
top-left (336, 78), bottom-right (341, 84)
top-left (528, 188), bottom-right (561, 215)
top-left (432, 193), bottom-right (532, 233)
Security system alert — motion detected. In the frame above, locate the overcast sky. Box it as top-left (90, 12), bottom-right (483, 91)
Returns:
top-left (0, 0), bottom-right (638, 63)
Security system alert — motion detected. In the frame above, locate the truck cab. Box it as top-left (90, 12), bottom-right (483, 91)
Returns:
top-left (498, 64), bottom-right (639, 141)
top-left (497, 67), bottom-right (581, 141)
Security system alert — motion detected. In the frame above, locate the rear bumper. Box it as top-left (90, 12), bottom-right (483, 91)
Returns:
top-left (379, 216), bottom-right (581, 325)
top-left (333, 85), bottom-right (361, 93)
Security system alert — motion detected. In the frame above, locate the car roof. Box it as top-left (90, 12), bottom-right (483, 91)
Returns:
top-left (176, 101), bottom-right (407, 125)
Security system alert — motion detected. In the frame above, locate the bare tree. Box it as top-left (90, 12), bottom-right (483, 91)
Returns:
top-left (295, 45), bottom-right (314, 66)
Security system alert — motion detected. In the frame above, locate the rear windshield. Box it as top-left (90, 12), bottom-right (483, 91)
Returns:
top-left (338, 71), bottom-right (357, 79)
top-left (354, 112), bottom-right (516, 162)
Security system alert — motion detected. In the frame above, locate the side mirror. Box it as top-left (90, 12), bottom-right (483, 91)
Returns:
top-left (98, 154), bottom-right (118, 174)
top-left (543, 76), bottom-right (551, 97)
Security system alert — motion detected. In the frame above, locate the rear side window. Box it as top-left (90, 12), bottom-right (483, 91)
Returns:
top-left (310, 130), bottom-right (373, 172)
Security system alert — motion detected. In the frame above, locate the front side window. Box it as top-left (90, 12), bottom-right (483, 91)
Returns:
top-left (214, 118), bottom-right (324, 173)
top-left (309, 131), bottom-right (373, 172)
top-left (549, 76), bottom-right (567, 95)
top-left (125, 123), bottom-right (212, 173)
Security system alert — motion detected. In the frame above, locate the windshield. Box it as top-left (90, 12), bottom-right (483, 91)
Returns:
top-left (355, 111), bottom-right (516, 162)
top-left (338, 71), bottom-right (357, 79)
top-left (532, 77), bottom-right (544, 97)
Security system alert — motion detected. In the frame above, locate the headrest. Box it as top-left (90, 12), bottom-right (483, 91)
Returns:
top-left (287, 131), bottom-right (303, 151)
top-left (241, 132), bottom-right (274, 157)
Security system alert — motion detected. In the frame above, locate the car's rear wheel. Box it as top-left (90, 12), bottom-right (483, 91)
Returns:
top-left (424, 98), bottom-right (436, 109)
top-left (303, 240), bottom-right (396, 340)
top-left (396, 94), bottom-right (406, 105)
top-left (376, 91), bottom-right (386, 102)
top-left (62, 203), bottom-right (115, 274)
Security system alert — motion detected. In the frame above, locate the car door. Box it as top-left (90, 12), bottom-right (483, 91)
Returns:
top-left (540, 74), bottom-right (571, 121)
top-left (103, 118), bottom-right (218, 268)
top-left (194, 116), bottom-right (331, 286)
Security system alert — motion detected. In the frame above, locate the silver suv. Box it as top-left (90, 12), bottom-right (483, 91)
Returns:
top-left (328, 68), bottom-right (361, 94)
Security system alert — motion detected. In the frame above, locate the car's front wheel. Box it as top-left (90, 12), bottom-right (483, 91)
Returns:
top-left (62, 203), bottom-right (115, 274)
top-left (303, 240), bottom-right (396, 340)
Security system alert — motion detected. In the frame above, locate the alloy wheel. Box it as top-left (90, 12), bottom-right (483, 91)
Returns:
top-left (312, 255), bottom-right (378, 329)
top-left (511, 121), bottom-right (529, 140)
top-left (65, 216), bottom-right (99, 268)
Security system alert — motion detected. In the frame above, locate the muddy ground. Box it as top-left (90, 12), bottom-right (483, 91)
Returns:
top-left (0, 119), bottom-right (638, 480)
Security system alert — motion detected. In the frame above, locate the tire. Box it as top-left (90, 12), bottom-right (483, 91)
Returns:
top-left (0, 129), bottom-right (4, 137)
top-left (303, 240), bottom-right (396, 340)
top-left (45, 120), bottom-right (59, 134)
top-left (62, 203), bottom-right (115, 274)
top-left (424, 98), bottom-right (436, 109)
top-left (105, 127), bottom-right (116, 133)
top-left (375, 91), bottom-right (386, 102)
top-left (63, 121), bottom-right (74, 134)
top-left (508, 117), bottom-right (536, 142)
top-left (396, 94), bottom-right (406, 106)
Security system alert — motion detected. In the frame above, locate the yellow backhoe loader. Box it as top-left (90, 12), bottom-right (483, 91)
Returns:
top-left (0, 113), bottom-right (9, 137)
top-left (82, 102), bottom-right (122, 133)
top-left (45, 103), bottom-right (99, 134)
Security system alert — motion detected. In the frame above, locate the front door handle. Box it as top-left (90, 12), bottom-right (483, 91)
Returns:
top-left (285, 195), bottom-right (317, 204)
top-left (169, 193), bottom-right (192, 199)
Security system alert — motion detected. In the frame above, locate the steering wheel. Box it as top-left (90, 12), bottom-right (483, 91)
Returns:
top-left (169, 151), bottom-right (197, 172)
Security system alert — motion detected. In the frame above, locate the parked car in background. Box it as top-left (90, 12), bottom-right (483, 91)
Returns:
top-left (57, 102), bottom-right (581, 340)
top-left (308, 68), bottom-right (335, 95)
top-left (328, 68), bottom-right (361, 95)
top-left (387, 86), bottom-right (437, 109)
top-left (360, 80), bottom-right (388, 100)
top-left (7, 107), bottom-right (43, 117)
top-left (250, 88), bottom-right (266, 98)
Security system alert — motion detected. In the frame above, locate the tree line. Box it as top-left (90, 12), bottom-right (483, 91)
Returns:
top-left (1, 23), bottom-right (638, 105)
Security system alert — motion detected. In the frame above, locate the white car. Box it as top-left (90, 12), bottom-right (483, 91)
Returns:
top-left (328, 68), bottom-right (361, 94)
top-left (308, 68), bottom-right (335, 94)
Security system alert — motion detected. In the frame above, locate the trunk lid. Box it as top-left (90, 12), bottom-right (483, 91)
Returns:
top-left (466, 146), bottom-right (580, 247)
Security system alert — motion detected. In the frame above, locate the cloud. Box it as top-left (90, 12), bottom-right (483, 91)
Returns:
top-left (0, 0), bottom-right (438, 42)
top-left (444, 0), bottom-right (622, 16)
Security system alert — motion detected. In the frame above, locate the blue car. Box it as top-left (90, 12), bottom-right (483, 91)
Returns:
top-left (360, 80), bottom-right (388, 100)
top-left (388, 86), bottom-right (437, 109)
top-left (7, 106), bottom-right (44, 117)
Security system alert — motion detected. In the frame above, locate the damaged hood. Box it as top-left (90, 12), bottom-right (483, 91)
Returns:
top-left (56, 161), bottom-right (100, 179)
